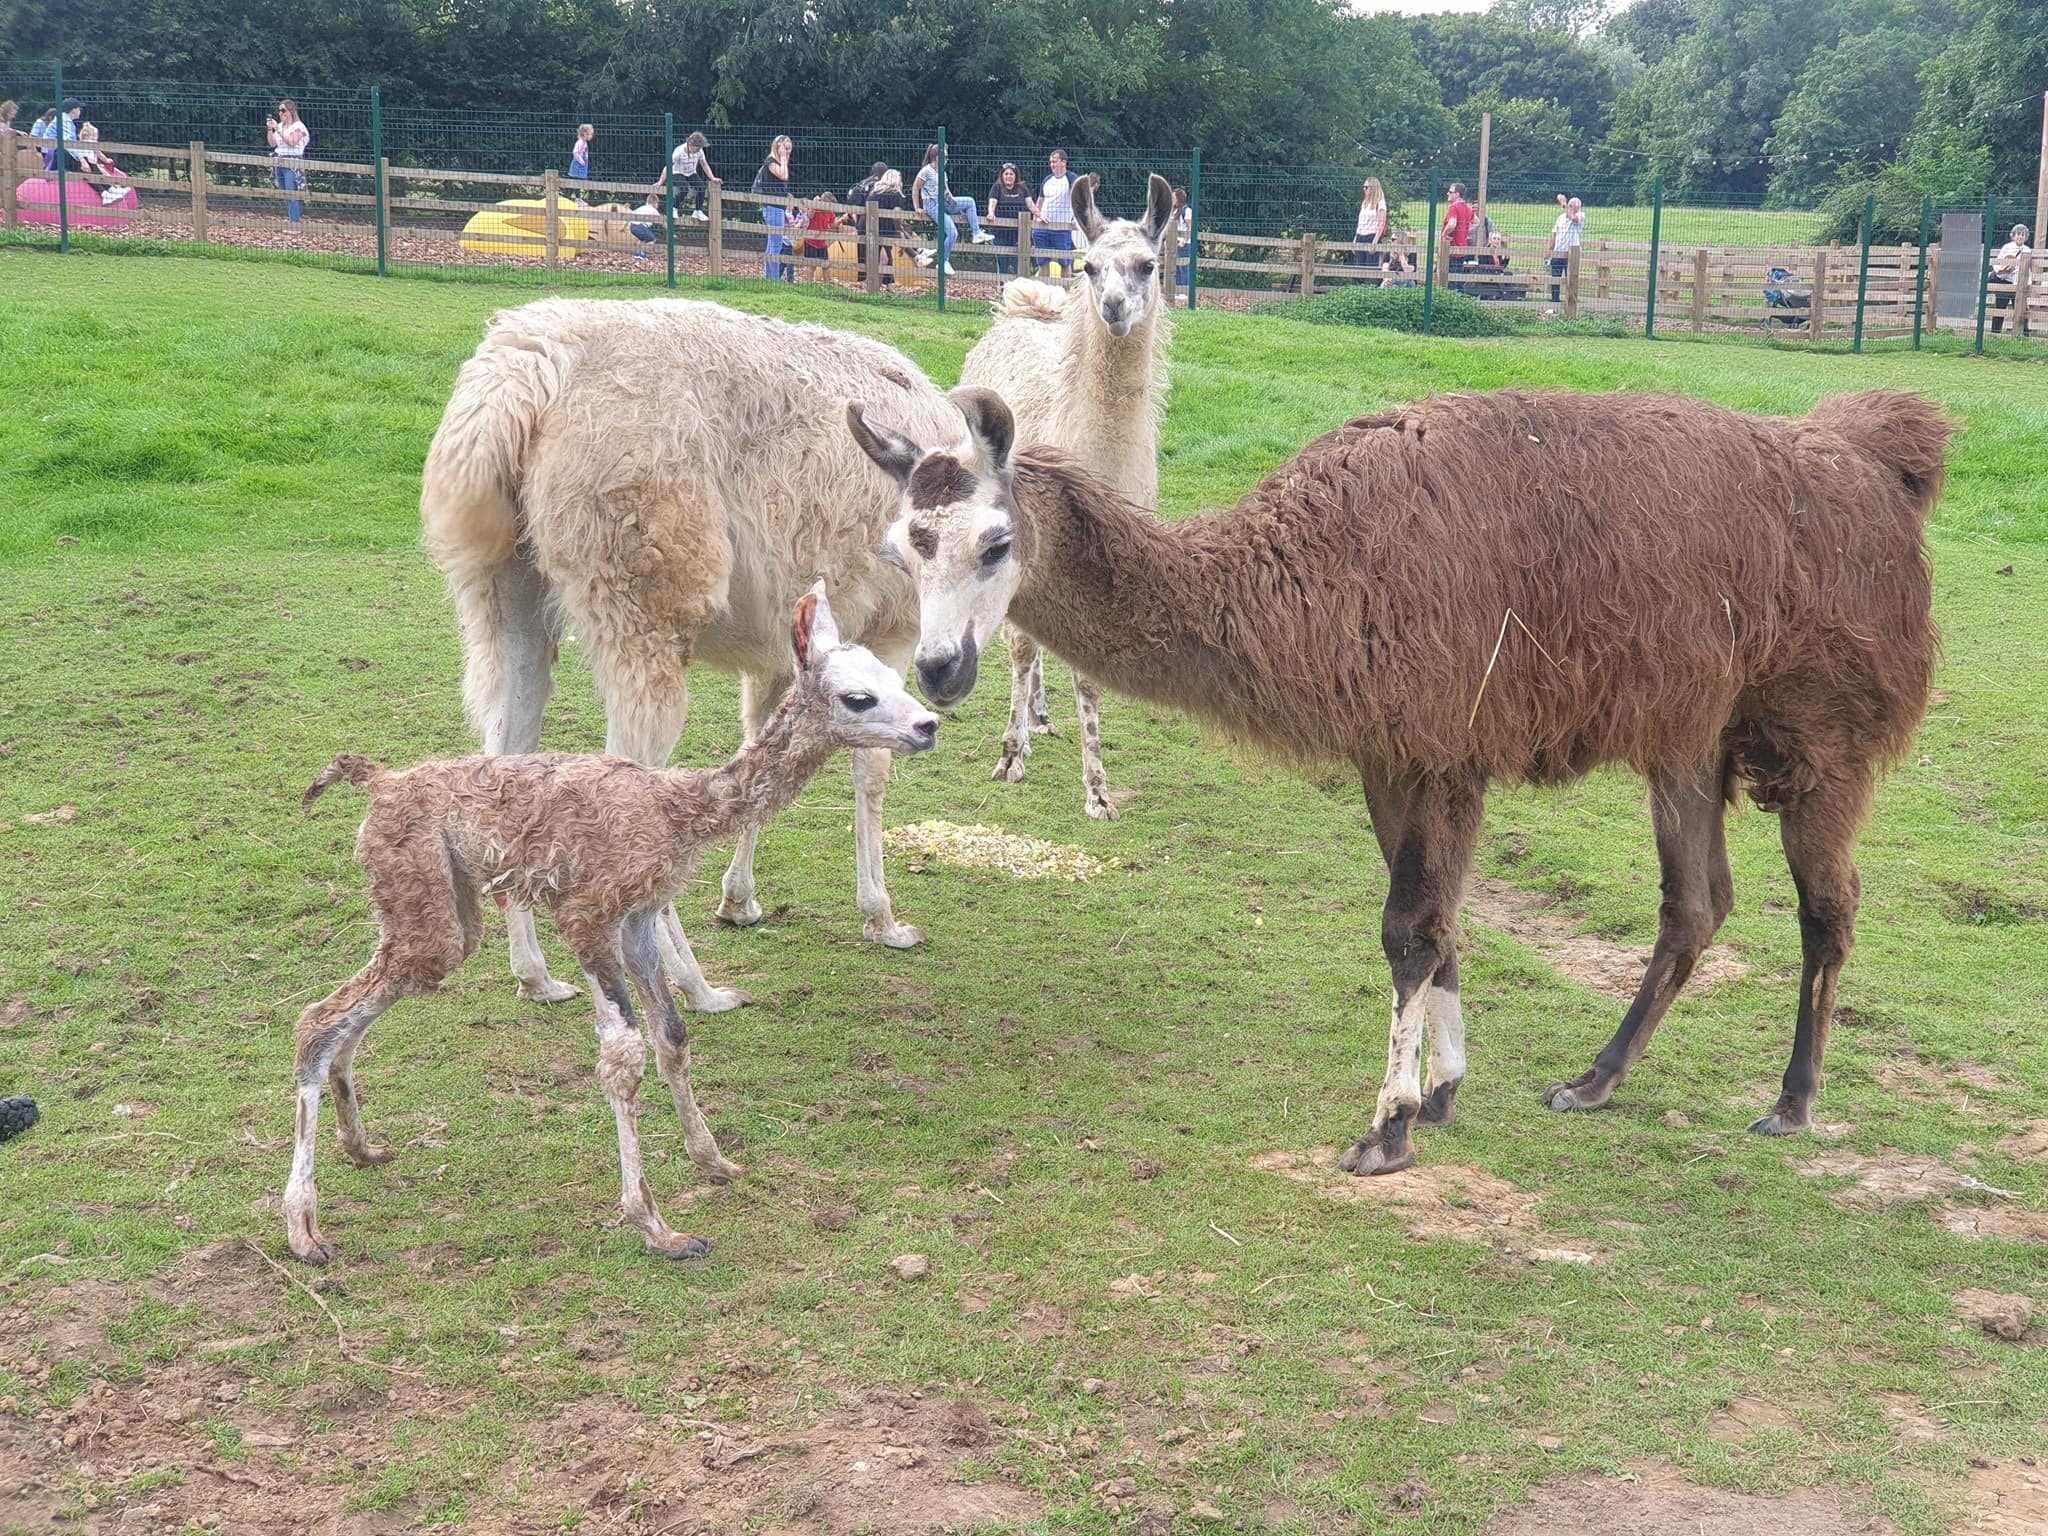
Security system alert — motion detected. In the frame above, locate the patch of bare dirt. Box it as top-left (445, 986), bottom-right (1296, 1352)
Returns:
top-left (150, 1239), bottom-right (284, 1329)
top-left (1484, 1460), bottom-right (1896, 1535)
top-left (1707, 1394), bottom-right (1807, 1443)
top-left (1955, 1289), bottom-right (2035, 1342)
top-left (1795, 1148), bottom-right (1962, 1207)
top-left (1937, 1206), bottom-right (2048, 1242)
top-left (1954, 1458), bottom-right (2048, 1535)
top-left (1249, 1147), bottom-right (1603, 1263)
top-left (1872, 1057), bottom-right (2009, 1107)
top-left (1998, 1122), bottom-right (2048, 1161)
top-left (1465, 878), bottom-right (1746, 1000)
top-left (1875, 1391), bottom-right (1950, 1445)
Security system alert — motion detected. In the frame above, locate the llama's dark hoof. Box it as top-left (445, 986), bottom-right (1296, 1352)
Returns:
top-left (1338, 1122), bottom-right (1415, 1177)
top-left (292, 1238), bottom-right (336, 1267)
top-left (1747, 1108), bottom-right (1809, 1137)
top-left (1416, 1081), bottom-right (1459, 1126)
top-left (341, 1143), bottom-right (395, 1168)
top-left (1541, 1073), bottom-right (1614, 1113)
top-left (652, 1233), bottom-right (713, 1261)
top-left (0, 1097), bottom-right (38, 1144)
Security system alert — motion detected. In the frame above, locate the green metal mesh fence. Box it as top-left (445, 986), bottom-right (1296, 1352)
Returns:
top-left (3, 68), bottom-right (2041, 345)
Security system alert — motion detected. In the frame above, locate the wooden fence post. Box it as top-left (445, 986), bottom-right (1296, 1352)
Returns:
top-left (1811, 249), bottom-right (1829, 342)
top-left (2, 137), bottom-right (15, 227)
top-left (708, 182), bottom-right (723, 277)
top-left (1017, 206), bottom-right (1033, 282)
top-left (1298, 231), bottom-right (1317, 297)
top-left (1691, 247), bottom-right (1708, 332)
top-left (188, 141), bottom-right (207, 241)
top-left (543, 169), bottom-right (560, 272)
top-left (864, 198), bottom-right (882, 294)
top-left (1924, 246), bottom-right (1941, 332)
top-left (1563, 246), bottom-right (1580, 319)
top-left (2018, 251), bottom-right (2035, 339)
top-left (1435, 235), bottom-right (1451, 292)
top-left (1594, 238), bottom-right (1610, 304)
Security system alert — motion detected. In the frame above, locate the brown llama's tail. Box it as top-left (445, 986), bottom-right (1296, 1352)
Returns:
top-left (1808, 390), bottom-right (1954, 517)
top-left (303, 754), bottom-right (385, 813)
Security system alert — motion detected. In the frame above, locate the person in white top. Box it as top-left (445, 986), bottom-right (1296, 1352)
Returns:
top-left (1028, 148), bottom-right (1079, 276)
top-left (651, 131), bottom-right (720, 221)
top-left (1990, 223), bottom-right (2032, 334)
top-left (1354, 177), bottom-right (1387, 270)
top-left (1547, 194), bottom-right (1584, 302)
top-left (266, 99), bottom-right (310, 226)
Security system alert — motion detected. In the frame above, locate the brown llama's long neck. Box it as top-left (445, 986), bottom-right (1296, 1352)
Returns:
top-left (658, 688), bottom-right (835, 845)
top-left (1003, 455), bottom-right (1243, 718)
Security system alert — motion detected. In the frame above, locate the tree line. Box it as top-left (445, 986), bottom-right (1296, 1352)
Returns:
top-left (3, 0), bottom-right (2040, 217)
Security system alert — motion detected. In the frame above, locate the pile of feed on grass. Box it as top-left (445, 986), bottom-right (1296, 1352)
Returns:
top-left (884, 820), bottom-right (1114, 883)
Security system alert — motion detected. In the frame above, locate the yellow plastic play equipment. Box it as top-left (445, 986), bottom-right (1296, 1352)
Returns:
top-left (459, 198), bottom-right (592, 258)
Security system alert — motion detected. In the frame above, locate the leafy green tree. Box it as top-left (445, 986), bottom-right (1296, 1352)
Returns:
top-left (1449, 90), bottom-right (1583, 185)
top-left (1599, 0), bottom-right (1697, 68)
top-left (1766, 25), bottom-right (1930, 206)
top-left (1410, 12), bottom-right (1616, 138)
top-left (1904, 0), bottom-right (2048, 191)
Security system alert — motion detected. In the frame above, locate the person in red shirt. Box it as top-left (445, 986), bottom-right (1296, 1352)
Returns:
top-left (1442, 182), bottom-right (1476, 280)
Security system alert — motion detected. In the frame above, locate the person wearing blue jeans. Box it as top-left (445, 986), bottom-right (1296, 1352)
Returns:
top-left (753, 135), bottom-right (794, 281)
top-left (988, 163), bottom-right (1029, 278)
top-left (913, 144), bottom-right (991, 273)
top-left (265, 100), bottom-right (310, 225)
top-left (1029, 149), bottom-right (1079, 275)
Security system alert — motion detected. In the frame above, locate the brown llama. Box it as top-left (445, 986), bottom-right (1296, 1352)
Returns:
top-left (283, 588), bottom-right (939, 1264)
top-left (850, 385), bottom-right (1948, 1176)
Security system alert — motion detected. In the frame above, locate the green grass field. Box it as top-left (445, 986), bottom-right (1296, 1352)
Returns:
top-left (1, 253), bottom-right (2045, 1535)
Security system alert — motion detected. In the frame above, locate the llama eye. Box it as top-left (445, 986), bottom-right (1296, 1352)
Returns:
top-left (841, 692), bottom-right (877, 713)
top-left (1083, 263), bottom-right (1099, 278)
top-left (980, 540), bottom-right (1012, 568)
top-left (1138, 260), bottom-right (1156, 277)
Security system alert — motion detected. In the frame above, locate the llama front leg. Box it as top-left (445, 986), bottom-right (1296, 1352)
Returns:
top-left (993, 624), bottom-right (1041, 783)
top-left (1544, 767), bottom-right (1729, 1116)
top-left (1417, 948), bottom-right (1465, 1125)
top-left (855, 747), bottom-right (922, 948)
top-left (284, 963), bottom-right (403, 1265)
top-left (583, 958), bottom-right (712, 1260)
top-left (624, 914), bottom-right (743, 1183)
top-left (1341, 776), bottom-right (1482, 1177)
top-left (716, 671), bottom-right (786, 931)
top-left (1073, 671), bottom-right (1116, 820)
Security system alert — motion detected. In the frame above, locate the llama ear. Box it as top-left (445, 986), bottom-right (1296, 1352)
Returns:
top-left (847, 402), bottom-right (919, 488)
top-left (1071, 172), bottom-right (1106, 242)
top-left (791, 589), bottom-right (819, 670)
top-left (807, 579), bottom-right (841, 655)
top-left (1141, 173), bottom-right (1174, 246)
top-left (949, 386), bottom-right (1014, 474)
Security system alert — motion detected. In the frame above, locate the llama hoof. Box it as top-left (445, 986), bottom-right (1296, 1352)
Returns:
top-left (291, 1237), bottom-right (336, 1267)
top-left (1029, 718), bottom-right (1058, 737)
top-left (699, 1156), bottom-right (746, 1184)
top-left (1541, 1074), bottom-right (1612, 1113)
top-left (516, 975), bottom-right (581, 1005)
top-left (651, 1233), bottom-right (714, 1261)
top-left (992, 752), bottom-right (1029, 783)
top-left (1084, 791), bottom-right (1119, 822)
top-left (1747, 1108), bottom-right (1809, 1137)
top-left (866, 918), bottom-right (925, 949)
top-left (1416, 1081), bottom-right (1459, 1126)
top-left (715, 896), bottom-right (763, 927)
top-left (692, 987), bottom-right (752, 1013)
top-left (1338, 1127), bottom-right (1415, 1177)
top-left (341, 1143), bottom-right (395, 1168)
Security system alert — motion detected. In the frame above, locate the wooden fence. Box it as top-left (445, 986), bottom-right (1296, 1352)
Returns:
top-left (6, 133), bottom-right (2044, 341)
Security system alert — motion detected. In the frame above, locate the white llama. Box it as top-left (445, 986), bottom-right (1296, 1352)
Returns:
top-left (420, 298), bottom-right (964, 1007)
top-left (959, 173), bottom-right (1176, 820)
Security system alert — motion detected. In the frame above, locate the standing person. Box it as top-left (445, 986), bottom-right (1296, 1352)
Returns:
top-left (652, 131), bottom-right (719, 221)
top-left (912, 143), bottom-right (992, 275)
top-left (1354, 177), bottom-right (1387, 270)
top-left (1029, 148), bottom-right (1079, 276)
top-left (1441, 181), bottom-right (1475, 280)
top-left (870, 166), bottom-right (907, 287)
top-left (1989, 223), bottom-right (2032, 334)
top-left (753, 134), bottom-right (794, 281)
top-left (1173, 185), bottom-right (1192, 292)
top-left (568, 123), bottom-right (594, 184)
top-left (1547, 194), bottom-right (1584, 303)
top-left (988, 162), bottom-right (1029, 278)
top-left (265, 99), bottom-right (310, 226)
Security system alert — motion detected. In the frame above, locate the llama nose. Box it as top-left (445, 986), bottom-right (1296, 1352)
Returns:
top-left (911, 716), bottom-right (939, 748)
top-left (916, 638), bottom-right (977, 706)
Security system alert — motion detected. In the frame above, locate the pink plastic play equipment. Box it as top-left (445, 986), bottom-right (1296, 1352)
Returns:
top-left (15, 175), bottom-right (139, 229)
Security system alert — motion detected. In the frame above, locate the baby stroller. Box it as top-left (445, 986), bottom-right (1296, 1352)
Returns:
top-left (1762, 266), bottom-right (1810, 327)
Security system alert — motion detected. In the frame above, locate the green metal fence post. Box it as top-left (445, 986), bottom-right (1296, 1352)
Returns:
top-left (664, 112), bottom-right (676, 289)
top-left (1644, 175), bottom-right (1664, 338)
top-left (1422, 170), bottom-right (1438, 335)
top-left (1852, 193), bottom-right (1875, 353)
top-left (1186, 145), bottom-right (1201, 310)
top-left (371, 87), bottom-right (386, 277)
top-left (54, 62), bottom-right (69, 253)
top-left (1973, 193), bottom-right (1996, 355)
top-left (1912, 194), bottom-right (1931, 349)
top-left (935, 127), bottom-right (947, 313)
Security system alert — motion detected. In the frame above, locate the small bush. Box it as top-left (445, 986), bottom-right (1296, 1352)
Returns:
top-left (1268, 283), bottom-right (1521, 337)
